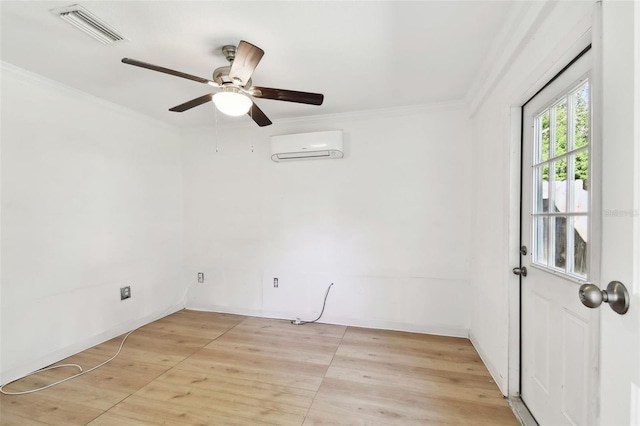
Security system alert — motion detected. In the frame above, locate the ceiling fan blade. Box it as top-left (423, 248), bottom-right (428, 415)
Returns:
top-left (248, 102), bottom-right (272, 127)
top-left (228, 41), bottom-right (264, 86)
top-left (122, 58), bottom-right (217, 86)
top-left (169, 93), bottom-right (215, 112)
top-left (251, 86), bottom-right (324, 105)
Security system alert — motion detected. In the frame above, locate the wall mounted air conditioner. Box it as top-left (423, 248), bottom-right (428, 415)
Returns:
top-left (270, 130), bottom-right (344, 162)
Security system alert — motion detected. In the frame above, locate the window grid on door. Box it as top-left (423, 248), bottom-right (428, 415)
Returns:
top-left (531, 81), bottom-right (590, 279)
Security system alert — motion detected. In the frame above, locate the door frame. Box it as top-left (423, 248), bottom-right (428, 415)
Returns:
top-left (506, 8), bottom-right (601, 424)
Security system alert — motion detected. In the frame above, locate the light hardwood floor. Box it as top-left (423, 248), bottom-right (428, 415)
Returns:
top-left (0, 310), bottom-right (518, 425)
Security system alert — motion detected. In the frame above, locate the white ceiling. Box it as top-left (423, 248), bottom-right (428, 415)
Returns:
top-left (1, 1), bottom-right (517, 128)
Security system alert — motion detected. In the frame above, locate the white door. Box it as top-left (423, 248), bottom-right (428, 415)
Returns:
top-left (520, 50), bottom-right (599, 425)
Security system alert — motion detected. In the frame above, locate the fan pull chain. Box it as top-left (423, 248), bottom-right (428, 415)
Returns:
top-left (250, 107), bottom-right (254, 152)
top-left (214, 107), bottom-right (219, 153)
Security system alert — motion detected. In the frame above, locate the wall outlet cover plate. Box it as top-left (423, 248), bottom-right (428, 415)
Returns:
top-left (120, 286), bottom-right (131, 300)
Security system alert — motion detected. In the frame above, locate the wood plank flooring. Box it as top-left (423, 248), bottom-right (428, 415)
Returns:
top-left (0, 310), bottom-right (518, 425)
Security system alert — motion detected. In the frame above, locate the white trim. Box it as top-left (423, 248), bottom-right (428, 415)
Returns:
top-left (0, 303), bottom-right (185, 386)
top-left (513, 23), bottom-right (593, 110)
top-left (184, 100), bottom-right (468, 132)
top-left (468, 1), bottom-right (594, 117)
top-left (469, 332), bottom-right (507, 395)
top-left (1, 62), bottom-right (465, 134)
top-left (505, 5), bottom-right (598, 422)
top-left (186, 303), bottom-right (469, 339)
top-left (272, 100), bottom-right (467, 125)
top-left (589, 6), bottom-right (603, 422)
top-left (634, 0), bottom-right (640, 297)
top-left (466, 1), bottom-right (556, 117)
top-left (0, 59), bottom-right (3, 383)
top-left (0, 61), bottom-right (178, 133)
top-left (507, 107), bottom-right (523, 398)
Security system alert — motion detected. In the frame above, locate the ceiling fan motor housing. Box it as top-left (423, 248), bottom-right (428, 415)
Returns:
top-left (213, 66), bottom-right (253, 87)
top-left (222, 45), bottom-right (236, 62)
top-left (213, 45), bottom-right (252, 87)
top-left (212, 65), bottom-right (232, 85)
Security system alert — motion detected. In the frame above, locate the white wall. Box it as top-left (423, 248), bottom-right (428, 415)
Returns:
top-left (182, 104), bottom-right (472, 336)
top-left (468, 0), bottom-right (595, 394)
top-left (0, 64), bottom-right (184, 384)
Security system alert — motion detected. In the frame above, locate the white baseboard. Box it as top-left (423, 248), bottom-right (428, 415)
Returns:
top-left (0, 304), bottom-right (184, 387)
top-left (469, 332), bottom-right (508, 396)
top-left (186, 302), bottom-right (469, 338)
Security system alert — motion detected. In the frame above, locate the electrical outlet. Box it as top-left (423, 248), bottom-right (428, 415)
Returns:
top-left (120, 286), bottom-right (131, 300)
top-left (273, 278), bottom-right (278, 288)
top-left (197, 272), bottom-right (204, 283)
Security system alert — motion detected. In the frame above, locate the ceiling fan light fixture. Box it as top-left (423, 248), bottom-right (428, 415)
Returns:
top-left (212, 88), bottom-right (252, 116)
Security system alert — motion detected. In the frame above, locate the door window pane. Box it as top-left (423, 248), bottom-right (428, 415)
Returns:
top-left (540, 110), bottom-right (550, 162)
top-left (571, 216), bottom-right (588, 277)
top-left (553, 160), bottom-right (568, 213)
top-left (554, 100), bottom-right (568, 156)
top-left (531, 80), bottom-right (589, 279)
top-left (534, 216), bottom-right (549, 266)
top-left (571, 151), bottom-right (589, 213)
top-left (535, 165), bottom-right (550, 213)
top-left (553, 216), bottom-right (567, 270)
top-left (573, 84), bottom-right (589, 149)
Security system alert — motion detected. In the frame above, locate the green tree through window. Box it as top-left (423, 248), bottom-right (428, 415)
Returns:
top-left (541, 84), bottom-right (589, 184)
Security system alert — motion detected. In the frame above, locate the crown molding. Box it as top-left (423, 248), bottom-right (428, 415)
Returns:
top-left (2, 61), bottom-right (466, 134)
top-left (281, 99), bottom-right (468, 124)
top-left (1, 61), bottom-right (179, 133)
top-left (465, 0), bottom-right (557, 118)
top-left (181, 99), bottom-right (468, 133)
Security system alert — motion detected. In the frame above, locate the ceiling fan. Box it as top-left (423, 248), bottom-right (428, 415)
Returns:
top-left (122, 40), bottom-right (324, 127)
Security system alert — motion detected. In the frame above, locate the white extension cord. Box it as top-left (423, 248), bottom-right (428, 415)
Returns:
top-left (1, 282), bottom-right (334, 394)
top-left (290, 283), bottom-right (333, 326)
top-left (0, 284), bottom-right (193, 396)
top-left (0, 329), bottom-right (136, 395)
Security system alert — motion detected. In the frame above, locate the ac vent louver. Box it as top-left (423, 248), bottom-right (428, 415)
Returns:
top-left (51, 5), bottom-right (126, 44)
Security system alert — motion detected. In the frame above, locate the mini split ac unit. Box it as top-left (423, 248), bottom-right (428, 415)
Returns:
top-left (270, 130), bottom-right (344, 162)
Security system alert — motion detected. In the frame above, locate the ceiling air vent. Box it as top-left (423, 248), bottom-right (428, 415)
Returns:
top-left (51, 4), bottom-right (126, 44)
